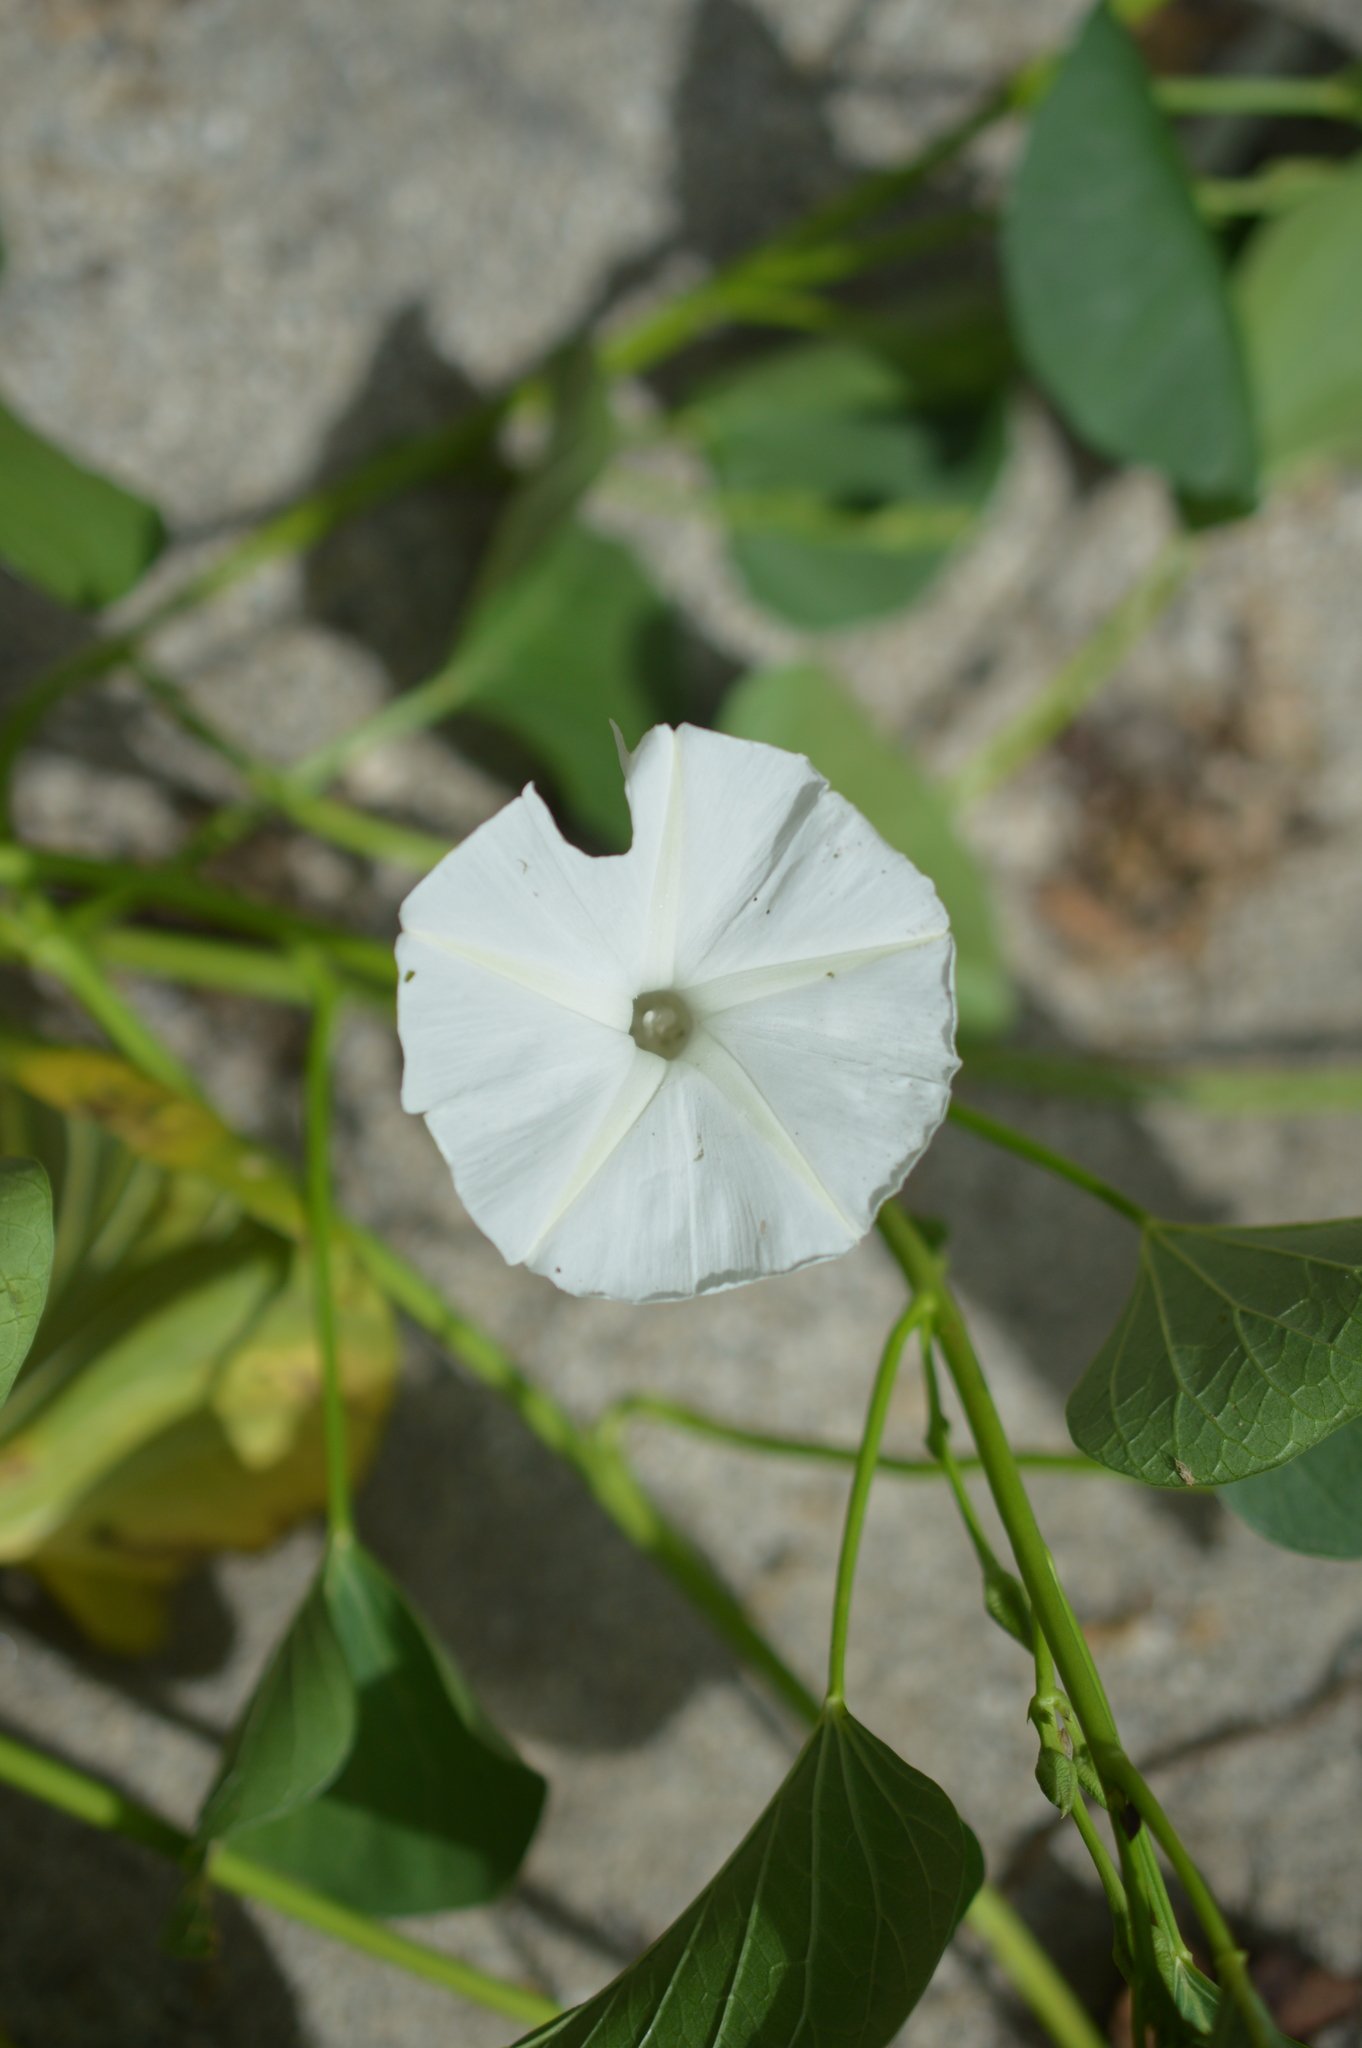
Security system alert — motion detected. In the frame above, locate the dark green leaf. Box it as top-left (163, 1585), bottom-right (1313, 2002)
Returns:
top-left (951, 1822), bottom-right (986, 1938)
top-left (1222, 1412), bottom-right (1362, 1557)
top-left (458, 521), bottom-right (670, 848)
top-left (718, 662), bottom-right (1012, 1034)
top-left (231, 1538), bottom-right (545, 1914)
top-left (1002, 2), bottom-right (1256, 507)
top-left (692, 340), bottom-right (1005, 629)
top-left (1236, 156), bottom-right (1362, 480)
top-left (0, 1158), bottom-right (52, 1405)
top-left (475, 342), bottom-right (614, 600)
top-left (514, 1702), bottom-right (966, 2048)
top-left (198, 1568), bottom-right (356, 1840)
top-left (0, 394), bottom-right (166, 607)
top-left (1066, 1218), bottom-right (1362, 1487)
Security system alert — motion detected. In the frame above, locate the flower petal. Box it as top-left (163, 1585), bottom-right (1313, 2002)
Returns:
top-left (700, 941), bottom-right (959, 1235)
top-left (409, 959), bottom-right (638, 1265)
top-left (398, 783), bottom-right (641, 1035)
top-left (528, 1059), bottom-right (859, 1302)
top-left (633, 728), bottom-right (947, 991)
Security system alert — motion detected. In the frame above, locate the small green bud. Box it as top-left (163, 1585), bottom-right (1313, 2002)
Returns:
top-left (1034, 1747), bottom-right (1079, 1815)
top-left (984, 1565), bottom-right (1034, 1650)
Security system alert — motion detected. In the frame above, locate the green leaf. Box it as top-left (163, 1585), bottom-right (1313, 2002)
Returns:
top-left (718, 662), bottom-right (1012, 1034)
top-left (229, 1538), bottom-right (545, 1914)
top-left (691, 339), bottom-right (1005, 629)
top-left (1002, 2), bottom-right (1257, 509)
top-left (0, 1157), bottom-right (53, 1405)
top-left (1066, 1218), bottom-right (1362, 1488)
top-left (0, 394), bottom-right (166, 607)
top-left (952, 1821), bottom-right (986, 1937)
top-left (0, 1237), bottom-right (287, 1556)
top-left (514, 1702), bottom-right (967, 2048)
top-left (1236, 154), bottom-right (1362, 480)
top-left (1222, 1412), bottom-right (1362, 1557)
top-left (198, 1567), bottom-right (357, 1839)
top-left (458, 521), bottom-right (670, 848)
top-left (476, 343), bottom-right (614, 600)
top-left (1153, 1933), bottom-right (1221, 2038)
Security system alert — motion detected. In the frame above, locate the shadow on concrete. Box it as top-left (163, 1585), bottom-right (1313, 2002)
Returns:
top-left (356, 1348), bottom-right (733, 1751)
top-left (0, 1767), bottom-right (302, 2048)
top-left (300, 302), bottom-right (509, 692)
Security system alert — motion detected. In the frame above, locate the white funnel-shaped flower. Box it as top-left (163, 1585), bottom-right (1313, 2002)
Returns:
top-left (397, 723), bottom-right (958, 1302)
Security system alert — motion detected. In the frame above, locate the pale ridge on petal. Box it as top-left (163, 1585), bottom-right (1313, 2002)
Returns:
top-left (404, 927), bottom-right (626, 1030)
top-left (689, 935), bottom-right (949, 1018)
top-left (525, 1049), bottom-right (671, 1257)
top-left (681, 1032), bottom-right (859, 1233)
top-left (636, 727), bottom-right (686, 988)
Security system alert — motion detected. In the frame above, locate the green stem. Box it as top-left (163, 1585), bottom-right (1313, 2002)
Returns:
top-left (598, 1393), bottom-right (1106, 1478)
top-left (134, 663), bottom-right (452, 872)
top-left (302, 967), bottom-right (353, 1540)
top-left (0, 845), bottom-right (397, 992)
top-left (0, 1729), bottom-right (555, 2025)
top-left (946, 539), bottom-right (1192, 810)
top-left (947, 1100), bottom-right (1151, 1227)
top-left (876, 1206), bottom-right (1275, 2048)
top-left (0, 404), bottom-right (508, 831)
top-left (958, 1041), bottom-right (1362, 1118)
top-left (1197, 160), bottom-right (1343, 219)
top-left (1154, 69), bottom-right (1362, 120)
top-left (1069, 1794), bottom-right (1130, 1946)
top-left (0, 895), bottom-right (203, 1099)
top-left (963, 1886), bottom-right (1106, 2048)
top-left (345, 1219), bottom-right (822, 1728)
top-left (827, 1297), bottom-right (932, 1702)
top-left (88, 927), bottom-right (340, 1008)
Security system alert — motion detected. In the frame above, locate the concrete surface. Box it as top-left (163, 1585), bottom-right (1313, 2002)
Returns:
top-left (1, 0), bottom-right (1362, 2044)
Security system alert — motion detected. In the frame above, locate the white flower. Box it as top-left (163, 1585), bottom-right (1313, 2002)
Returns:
top-left (396, 723), bottom-right (958, 1303)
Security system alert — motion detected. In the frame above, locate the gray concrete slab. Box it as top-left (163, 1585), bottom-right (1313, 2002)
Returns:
top-left (1, 1), bottom-right (1362, 2044)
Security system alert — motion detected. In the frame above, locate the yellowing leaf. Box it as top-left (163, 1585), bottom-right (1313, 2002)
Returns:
top-left (0, 1039), bottom-right (303, 1239)
top-left (212, 1244), bottom-right (395, 1470)
top-left (0, 1242), bottom-right (286, 1557)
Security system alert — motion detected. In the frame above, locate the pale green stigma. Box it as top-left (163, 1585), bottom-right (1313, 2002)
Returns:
top-left (630, 989), bottom-right (693, 1060)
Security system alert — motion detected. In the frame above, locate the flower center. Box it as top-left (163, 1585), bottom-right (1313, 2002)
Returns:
top-left (630, 989), bottom-right (693, 1060)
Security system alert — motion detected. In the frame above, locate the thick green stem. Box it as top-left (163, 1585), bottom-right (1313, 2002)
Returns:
top-left (827, 1297), bottom-right (931, 1701)
top-left (0, 1730), bottom-right (555, 2025)
top-left (877, 1206), bottom-right (1277, 2048)
top-left (947, 1101), bottom-right (1151, 1226)
top-left (302, 969), bottom-right (353, 1540)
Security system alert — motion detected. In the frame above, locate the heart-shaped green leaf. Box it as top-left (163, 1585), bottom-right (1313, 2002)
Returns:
top-left (1002, 2), bottom-right (1256, 511)
top-left (718, 662), bottom-right (1011, 1035)
top-left (227, 1538), bottom-right (546, 1915)
top-left (514, 1702), bottom-right (971, 2048)
top-left (692, 340), bottom-right (1004, 630)
top-left (1236, 155), bottom-right (1362, 481)
top-left (0, 394), bottom-right (166, 607)
top-left (1222, 1413), bottom-right (1362, 1558)
top-left (1066, 1218), bottom-right (1362, 1487)
top-left (0, 1157), bottom-right (53, 1405)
